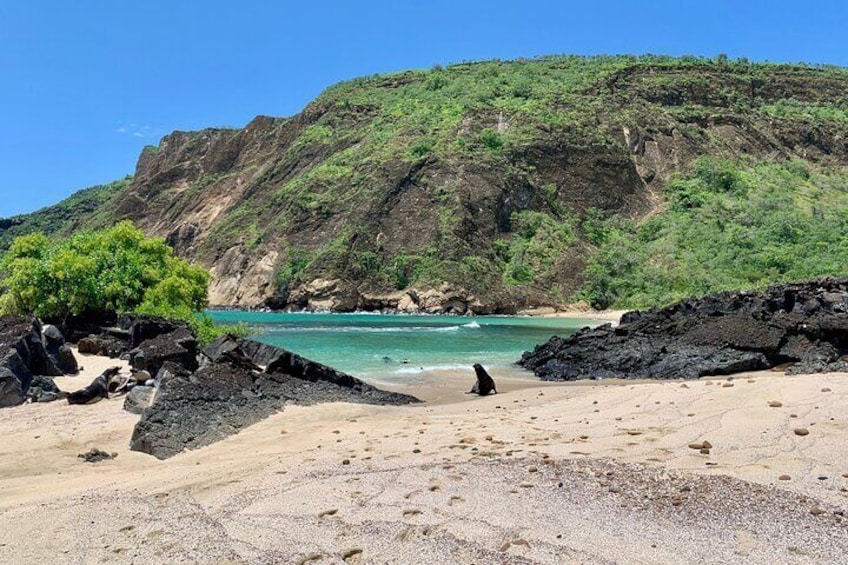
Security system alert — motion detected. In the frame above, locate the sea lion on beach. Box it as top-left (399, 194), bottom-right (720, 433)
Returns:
top-left (66, 366), bottom-right (121, 405)
top-left (467, 363), bottom-right (497, 396)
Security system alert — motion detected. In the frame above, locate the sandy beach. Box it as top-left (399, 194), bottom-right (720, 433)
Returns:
top-left (0, 350), bottom-right (846, 564)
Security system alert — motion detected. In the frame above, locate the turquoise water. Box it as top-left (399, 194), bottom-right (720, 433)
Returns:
top-left (208, 311), bottom-right (600, 383)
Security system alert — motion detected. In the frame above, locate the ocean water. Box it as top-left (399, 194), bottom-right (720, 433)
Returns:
top-left (208, 311), bottom-right (601, 383)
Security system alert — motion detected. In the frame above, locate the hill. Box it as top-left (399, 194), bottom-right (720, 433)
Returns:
top-left (3, 55), bottom-right (848, 312)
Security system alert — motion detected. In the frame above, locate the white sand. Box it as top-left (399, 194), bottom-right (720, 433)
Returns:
top-left (0, 352), bottom-right (846, 564)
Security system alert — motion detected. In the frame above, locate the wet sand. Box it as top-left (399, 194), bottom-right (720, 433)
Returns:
top-left (0, 351), bottom-right (846, 563)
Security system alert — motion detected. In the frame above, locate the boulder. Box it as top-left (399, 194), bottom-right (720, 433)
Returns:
top-left (123, 386), bottom-right (156, 415)
top-left (131, 338), bottom-right (419, 459)
top-left (122, 315), bottom-right (188, 349)
top-left (128, 328), bottom-right (198, 376)
top-left (520, 277), bottom-right (848, 381)
top-left (0, 316), bottom-right (65, 407)
top-left (77, 335), bottom-right (125, 358)
top-left (0, 367), bottom-right (25, 408)
top-left (42, 325), bottom-right (78, 375)
top-left (27, 376), bottom-right (63, 403)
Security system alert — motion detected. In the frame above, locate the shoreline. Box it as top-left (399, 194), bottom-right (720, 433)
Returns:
top-left (1, 354), bottom-right (846, 563)
top-left (209, 306), bottom-right (628, 325)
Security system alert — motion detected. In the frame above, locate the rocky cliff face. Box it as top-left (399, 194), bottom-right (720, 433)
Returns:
top-left (6, 57), bottom-right (848, 311)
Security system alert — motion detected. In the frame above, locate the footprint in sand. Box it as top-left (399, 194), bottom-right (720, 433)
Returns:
top-left (448, 495), bottom-right (465, 506)
top-left (396, 526), bottom-right (435, 543)
top-left (342, 548), bottom-right (364, 564)
top-left (297, 553), bottom-right (324, 565)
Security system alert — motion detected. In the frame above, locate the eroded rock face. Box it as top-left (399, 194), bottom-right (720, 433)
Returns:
top-left (520, 278), bottom-right (848, 381)
top-left (130, 335), bottom-right (419, 459)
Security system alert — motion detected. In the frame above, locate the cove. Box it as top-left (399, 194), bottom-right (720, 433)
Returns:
top-left (208, 312), bottom-right (602, 383)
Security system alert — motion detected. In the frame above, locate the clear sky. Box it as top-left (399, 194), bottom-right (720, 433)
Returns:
top-left (2, 0), bottom-right (847, 217)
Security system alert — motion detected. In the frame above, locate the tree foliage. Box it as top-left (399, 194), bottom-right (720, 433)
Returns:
top-left (0, 221), bottom-right (210, 320)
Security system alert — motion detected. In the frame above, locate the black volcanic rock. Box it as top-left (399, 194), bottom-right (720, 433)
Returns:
top-left (42, 324), bottom-right (79, 375)
top-left (0, 316), bottom-right (79, 407)
top-left (131, 337), bottom-right (419, 459)
top-left (27, 376), bottom-right (63, 403)
top-left (520, 278), bottom-right (848, 381)
top-left (128, 327), bottom-right (198, 377)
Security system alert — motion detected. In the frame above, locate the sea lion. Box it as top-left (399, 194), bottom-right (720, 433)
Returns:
top-left (467, 363), bottom-right (497, 396)
top-left (66, 366), bottom-right (121, 405)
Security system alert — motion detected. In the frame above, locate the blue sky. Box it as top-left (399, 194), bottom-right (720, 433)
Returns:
top-left (2, 0), bottom-right (847, 217)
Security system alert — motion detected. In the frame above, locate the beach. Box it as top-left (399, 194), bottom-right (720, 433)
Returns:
top-left (0, 348), bottom-right (846, 564)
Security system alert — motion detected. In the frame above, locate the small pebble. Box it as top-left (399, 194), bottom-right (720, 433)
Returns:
top-left (810, 506), bottom-right (825, 516)
top-left (821, 388), bottom-right (832, 393)
top-left (778, 474), bottom-right (791, 481)
top-left (342, 459), bottom-right (350, 465)
top-left (768, 400), bottom-right (783, 408)
top-left (794, 428), bottom-right (809, 436)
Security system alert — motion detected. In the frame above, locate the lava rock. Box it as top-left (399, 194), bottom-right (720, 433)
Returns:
top-left (131, 338), bottom-right (419, 459)
top-left (42, 324), bottom-right (78, 375)
top-left (123, 385), bottom-right (156, 415)
top-left (27, 376), bottom-right (64, 403)
top-left (128, 327), bottom-right (198, 376)
top-left (0, 316), bottom-right (74, 407)
top-left (520, 277), bottom-right (848, 381)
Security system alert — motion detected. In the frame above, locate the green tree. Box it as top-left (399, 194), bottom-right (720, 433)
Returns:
top-left (0, 221), bottom-right (246, 344)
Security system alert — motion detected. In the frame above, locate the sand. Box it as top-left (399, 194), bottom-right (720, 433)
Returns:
top-left (0, 351), bottom-right (847, 564)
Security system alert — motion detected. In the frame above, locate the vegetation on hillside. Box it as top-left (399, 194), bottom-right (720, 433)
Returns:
top-left (243, 55), bottom-right (848, 304)
top-left (579, 158), bottom-right (848, 309)
top-left (0, 221), bottom-right (247, 344)
top-left (0, 177), bottom-right (131, 253)
top-left (4, 55), bottom-right (848, 312)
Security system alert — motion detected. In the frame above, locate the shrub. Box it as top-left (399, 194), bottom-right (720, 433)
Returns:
top-left (478, 128), bottom-right (504, 152)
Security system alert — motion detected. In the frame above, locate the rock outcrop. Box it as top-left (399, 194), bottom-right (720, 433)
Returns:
top-left (130, 335), bottom-right (419, 459)
top-left (520, 278), bottom-right (848, 381)
top-left (0, 316), bottom-right (78, 407)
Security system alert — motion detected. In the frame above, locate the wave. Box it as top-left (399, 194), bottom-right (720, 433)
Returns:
top-left (461, 321), bottom-right (481, 329)
top-left (261, 324), bottom-right (470, 334)
top-left (393, 363), bottom-right (472, 375)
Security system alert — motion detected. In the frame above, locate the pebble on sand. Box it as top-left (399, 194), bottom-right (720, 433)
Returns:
top-left (793, 428), bottom-right (810, 436)
top-left (778, 475), bottom-right (791, 481)
top-left (768, 400), bottom-right (783, 408)
top-left (689, 440), bottom-right (713, 450)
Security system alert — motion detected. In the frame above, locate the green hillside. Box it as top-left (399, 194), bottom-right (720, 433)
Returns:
top-left (2, 55), bottom-right (848, 311)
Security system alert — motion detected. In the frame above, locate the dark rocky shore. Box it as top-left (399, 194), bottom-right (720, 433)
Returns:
top-left (520, 277), bottom-right (848, 381)
top-left (0, 312), bottom-right (419, 459)
top-left (130, 335), bottom-right (419, 459)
